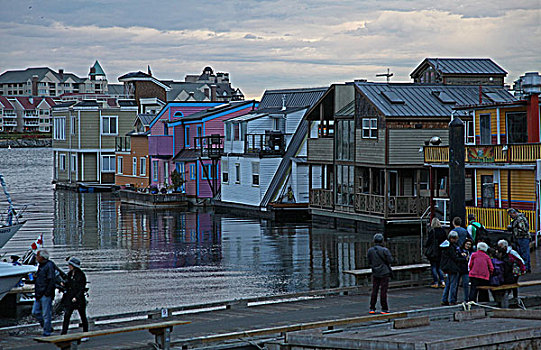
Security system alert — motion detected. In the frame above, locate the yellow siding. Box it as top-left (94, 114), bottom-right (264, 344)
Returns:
top-left (474, 106), bottom-right (527, 141)
top-left (477, 169), bottom-right (535, 206)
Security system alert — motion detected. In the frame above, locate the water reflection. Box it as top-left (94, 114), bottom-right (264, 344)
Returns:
top-left (1, 148), bottom-right (424, 318)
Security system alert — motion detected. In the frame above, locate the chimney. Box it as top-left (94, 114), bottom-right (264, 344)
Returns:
top-left (59, 69), bottom-right (64, 79)
top-left (31, 75), bottom-right (39, 96)
top-left (210, 85), bottom-right (217, 101)
top-left (204, 88), bottom-right (210, 99)
top-left (478, 85), bottom-right (482, 104)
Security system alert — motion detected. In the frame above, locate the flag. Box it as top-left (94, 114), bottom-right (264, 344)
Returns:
top-left (30, 234), bottom-right (43, 251)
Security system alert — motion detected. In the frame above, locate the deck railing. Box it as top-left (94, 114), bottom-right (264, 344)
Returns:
top-left (309, 189), bottom-right (334, 209)
top-left (245, 132), bottom-right (286, 156)
top-left (425, 143), bottom-right (541, 163)
top-left (466, 207), bottom-right (536, 233)
top-left (355, 193), bottom-right (429, 216)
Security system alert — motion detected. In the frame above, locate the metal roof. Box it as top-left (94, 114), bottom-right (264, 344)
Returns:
top-left (258, 87), bottom-right (327, 110)
top-left (170, 100), bottom-right (255, 123)
top-left (411, 58), bottom-right (507, 78)
top-left (225, 112), bottom-right (267, 123)
top-left (355, 82), bottom-right (515, 118)
top-left (172, 149), bottom-right (200, 162)
top-left (136, 113), bottom-right (155, 126)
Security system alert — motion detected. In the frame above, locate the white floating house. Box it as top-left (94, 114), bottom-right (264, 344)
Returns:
top-left (220, 87), bottom-right (327, 212)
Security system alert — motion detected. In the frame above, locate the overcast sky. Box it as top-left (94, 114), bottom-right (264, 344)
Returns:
top-left (0, 0), bottom-right (539, 98)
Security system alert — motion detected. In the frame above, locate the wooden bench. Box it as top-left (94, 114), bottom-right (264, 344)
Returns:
top-left (477, 280), bottom-right (541, 308)
top-left (34, 319), bottom-right (190, 350)
top-left (344, 263), bottom-right (431, 285)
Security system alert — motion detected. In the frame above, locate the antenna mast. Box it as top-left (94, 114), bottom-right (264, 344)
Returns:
top-left (376, 68), bottom-right (394, 83)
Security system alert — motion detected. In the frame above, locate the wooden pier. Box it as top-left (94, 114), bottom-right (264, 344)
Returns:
top-left (1, 275), bottom-right (540, 349)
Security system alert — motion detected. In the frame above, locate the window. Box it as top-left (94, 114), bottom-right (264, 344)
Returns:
top-left (59, 154), bottom-right (66, 171)
top-left (252, 162), bottom-right (260, 186)
top-left (70, 115), bottom-right (76, 134)
top-left (196, 126), bottom-right (202, 146)
top-left (336, 120), bottom-right (354, 161)
top-left (506, 112), bottom-right (527, 144)
top-left (479, 114), bottom-right (491, 145)
top-left (140, 157), bottom-right (146, 176)
top-left (101, 116), bottom-right (118, 135)
top-left (190, 164), bottom-right (196, 180)
top-left (53, 117), bottom-right (65, 140)
top-left (164, 123), bottom-right (168, 135)
top-left (152, 161), bottom-right (159, 181)
top-left (465, 120), bottom-right (475, 144)
top-left (225, 123), bottom-right (231, 141)
top-left (132, 157), bottom-right (137, 176)
top-left (185, 126), bottom-right (190, 147)
top-left (117, 157), bottom-right (123, 174)
top-left (235, 163), bottom-right (240, 184)
top-left (222, 160), bottom-right (229, 183)
top-left (362, 118), bottom-right (377, 139)
top-left (101, 155), bottom-right (115, 172)
top-left (233, 124), bottom-right (240, 140)
top-left (201, 164), bottom-right (214, 179)
top-left (70, 154), bottom-right (76, 172)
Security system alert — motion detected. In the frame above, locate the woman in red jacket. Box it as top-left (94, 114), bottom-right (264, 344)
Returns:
top-left (468, 242), bottom-right (494, 302)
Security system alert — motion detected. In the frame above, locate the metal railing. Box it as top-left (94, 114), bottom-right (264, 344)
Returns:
top-left (245, 132), bottom-right (286, 156)
top-left (115, 136), bottom-right (131, 152)
top-left (466, 207), bottom-right (536, 233)
top-left (195, 135), bottom-right (224, 158)
top-left (355, 193), bottom-right (429, 216)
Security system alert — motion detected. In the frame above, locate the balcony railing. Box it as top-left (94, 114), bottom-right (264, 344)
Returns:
top-left (3, 120), bottom-right (17, 126)
top-left (148, 135), bottom-right (173, 157)
top-left (425, 143), bottom-right (541, 163)
top-left (24, 121), bottom-right (39, 126)
top-left (309, 189), bottom-right (334, 209)
top-left (355, 193), bottom-right (430, 217)
top-left (245, 132), bottom-right (286, 156)
top-left (195, 134), bottom-right (224, 158)
top-left (115, 136), bottom-right (131, 152)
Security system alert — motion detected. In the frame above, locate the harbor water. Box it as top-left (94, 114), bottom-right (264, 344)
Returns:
top-left (0, 148), bottom-right (423, 319)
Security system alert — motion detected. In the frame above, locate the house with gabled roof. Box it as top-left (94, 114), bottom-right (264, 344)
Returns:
top-left (306, 59), bottom-right (515, 226)
top-left (410, 58), bottom-right (507, 86)
top-left (220, 87), bottom-right (326, 212)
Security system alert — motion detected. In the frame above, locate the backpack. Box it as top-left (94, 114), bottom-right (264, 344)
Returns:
top-left (472, 222), bottom-right (490, 245)
top-left (489, 258), bottom-right (505, 286)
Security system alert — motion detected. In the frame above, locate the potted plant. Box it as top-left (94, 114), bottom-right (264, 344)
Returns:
top-left (170, 169), bottom-right (184, 193)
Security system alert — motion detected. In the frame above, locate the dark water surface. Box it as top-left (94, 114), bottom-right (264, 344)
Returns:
top-left (1, 148), bottom-right (422, 318)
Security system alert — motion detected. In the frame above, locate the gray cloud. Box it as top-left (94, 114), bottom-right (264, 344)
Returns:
top-left (0, 1), bottom-right (539, 98)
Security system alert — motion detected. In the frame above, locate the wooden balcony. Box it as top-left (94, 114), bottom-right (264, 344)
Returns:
top-left (354, 193), bottom-right (430, 217)
top-left (307, 138), bottom-right (333, 163)
top-left (245, 132), bottom-right (286, 156)
top-left (424, 143), bottom-right (541, 164)
top-left (309, 189), bottom-right (334, 209)
top-left (195, 134), bottom-right (224, 159)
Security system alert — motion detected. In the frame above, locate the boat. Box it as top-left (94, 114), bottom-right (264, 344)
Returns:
top-left (0, 174), bottom-right (26, 249)
top-left (0, 262), bottom-right (36, 301)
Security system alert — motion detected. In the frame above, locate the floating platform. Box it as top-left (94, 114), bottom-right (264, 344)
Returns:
top-left (118, 189), bottom-right (189, 208)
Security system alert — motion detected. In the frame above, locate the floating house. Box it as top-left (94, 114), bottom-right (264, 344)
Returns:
top-left (424, 72), bottom-right (541, 231)
top-left (220, 87), bottom-right (327, 212)
top-left (52, 99), bottom-right (138, 188)
top-left (305, 58), bottom-right (515, 226)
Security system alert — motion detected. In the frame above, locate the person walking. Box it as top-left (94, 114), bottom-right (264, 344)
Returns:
top-left (32, 249), bottom-right (56, 336)
top-left (450, 217), bottom-right (471, 247)
top-left (440, 231), bottom-right (465, 305)
top-left (507, 208), bottom-right (531, 272)
top-left (61, 257), bottom-right (89, 337)
top-left (367, 233), bottom-right (393, 314)
top-left (468, 242), bottom-right (494, 302)
top-left (424, 218), bottom-right (447, 288)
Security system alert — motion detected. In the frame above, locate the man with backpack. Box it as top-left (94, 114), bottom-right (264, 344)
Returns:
top-left (32, 249), bottom-right (56, 336)
top-left (508, 208), bottom-right (531, 272)
top-left (467, 214), bottom-right (489, 245)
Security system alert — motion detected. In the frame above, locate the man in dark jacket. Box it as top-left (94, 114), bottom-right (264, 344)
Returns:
top-left (440, 231), bottom-right (465, 305)
top-left (32, 249), bottom-right (56, 336)
top-left (508, 208), bottom-right (531, 272)
top-left (367, 233), bottom-right (393, 314)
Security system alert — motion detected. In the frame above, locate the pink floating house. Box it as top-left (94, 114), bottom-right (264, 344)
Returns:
top-left (149, 100), bottom-right (257, 199)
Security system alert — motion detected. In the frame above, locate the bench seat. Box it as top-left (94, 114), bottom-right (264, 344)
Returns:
top-left (35, 319), bottom-right (190, 350)
top-left (477, 280), bottom-right (541, 308)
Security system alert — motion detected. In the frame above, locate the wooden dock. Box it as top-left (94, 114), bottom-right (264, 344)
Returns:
top-left (1, 276), bottom-right (541, 349)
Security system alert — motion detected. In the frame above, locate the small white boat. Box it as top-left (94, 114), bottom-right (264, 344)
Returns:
top-left (0, 262), bottom-right (37, 301)
top-left (0, 222), bottom-right (25, 249)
